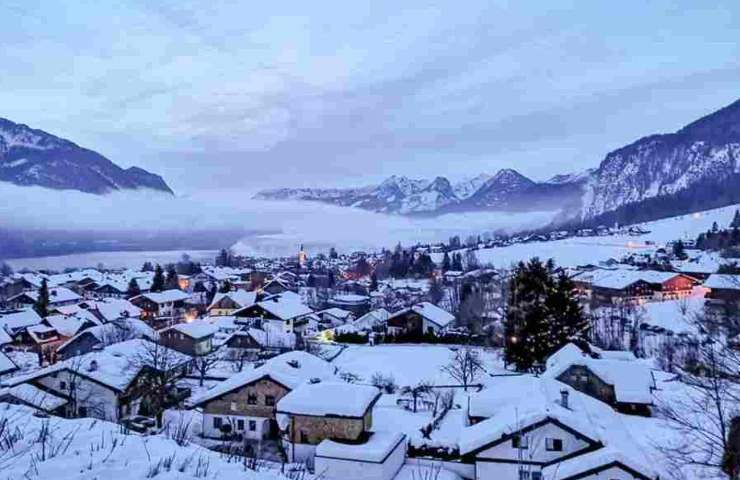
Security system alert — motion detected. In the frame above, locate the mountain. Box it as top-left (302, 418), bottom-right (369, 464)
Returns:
top-left (0, 118), bottom-right (173, 195)
top-left (581, 99), bottom-right (740, 225)
top-left (453, 173), bottom-right (492, 199)
top-left (255, 168), bottom-right (585, 215)
top-left (256, 98), bottom-right (740, 225)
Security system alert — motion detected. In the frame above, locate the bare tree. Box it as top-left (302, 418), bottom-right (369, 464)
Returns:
top-left (130, 339), bottom-right (190, 427)
top-left (192, 349), bottom-right (224, 387)
top-left (442, 348), bottom-right (483, 391)
top-left (657, 314), bottom-right (740, 479)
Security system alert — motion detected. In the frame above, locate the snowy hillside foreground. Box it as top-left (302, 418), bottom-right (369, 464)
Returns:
top-left (431, 203), bottom-right (740, 269)
top-left (0, 404), bottom-right (297, 480)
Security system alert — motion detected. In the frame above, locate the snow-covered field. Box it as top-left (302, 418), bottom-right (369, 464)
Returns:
top-left (332, 344), bottom-right (505, 388)
top-left (0, 404), bottom-right (299, 480)
top-left (433, 203), bottom-right (740, 269)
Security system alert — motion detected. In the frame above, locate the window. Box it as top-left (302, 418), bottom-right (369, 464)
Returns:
top-left (230, 401), bottom-right (238, 412)
top-left (531, 472), bottom-right (542, 480)
top-left (545, 438), bottom-right (563, 451)
top-left (300, 430), bottom-right (308, 443)
top-left (512, 435), bottom-right (528, 449)
top-left (237, 419), bottom-right (244, 430)
top-left (518, 471), bottom-right (530, 480)
top-left (265, 395), bottom-right (275, 406)
top-left (59, 381), bottom-right (67, 391)
top-left (249, 420), bottom-right (256, 431)
top-left (247, 393), bottom-right (257, 405)
top-left (78, 407), bottom-right (88, 417)
top-left (213, 417), bottom-right (223, 429)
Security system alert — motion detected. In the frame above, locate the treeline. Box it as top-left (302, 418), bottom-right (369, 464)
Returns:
top-left (696, 212), bottom-right (740, 255)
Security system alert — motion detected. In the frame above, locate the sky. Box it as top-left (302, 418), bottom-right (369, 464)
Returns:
top-left (1, 0), bottom-right (739, 194)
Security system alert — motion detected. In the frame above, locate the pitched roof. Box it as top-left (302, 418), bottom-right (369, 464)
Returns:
top-left (705, 274), bottom-right (740, 290)
top-left (190, 350), bottom-right (335, 406)
top-left (543, 343), bottom-right (656, 404)
top-left (4, 339), bottom-right (190, 393)
top-left (276, 381), bottom-right (380, 418)
top-left (164, 321), bottom-right (218, 340)
top-left (135, 289), bottom-right (190, 304)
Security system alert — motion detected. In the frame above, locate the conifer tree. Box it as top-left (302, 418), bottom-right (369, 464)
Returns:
top-left (165, 264), bottom-right (179, 290)
top-left (127, 278), bottom-right (141, 298)
top-left (441, 252), bottom-right (451, 271)
top-left (151, 264), bottom-right (165, 292)
top-left (34, 279), bottom-right (50, 317)
top-left (504, 258), bottom-right (586, 371)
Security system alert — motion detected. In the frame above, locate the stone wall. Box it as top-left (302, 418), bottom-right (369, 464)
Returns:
top-left (203, 378), bottom-right (288, 419)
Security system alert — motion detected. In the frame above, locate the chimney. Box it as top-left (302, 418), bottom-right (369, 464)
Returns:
top-left (560, 389), bottom-right (569, 409)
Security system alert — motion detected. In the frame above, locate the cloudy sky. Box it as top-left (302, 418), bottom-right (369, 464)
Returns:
top-left (2, 0), bottom-right (739, 194)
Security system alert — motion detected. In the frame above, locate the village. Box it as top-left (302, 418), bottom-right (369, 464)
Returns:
top-left (0, 209), bottom-right (739, 480)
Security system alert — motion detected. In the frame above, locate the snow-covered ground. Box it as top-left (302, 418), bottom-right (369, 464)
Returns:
top-left (433, 203), bottom-right (740, 269)
top-left (0, 403), bottom-right (302, 480)
top-left (332, 344), bottom-right (505, 388)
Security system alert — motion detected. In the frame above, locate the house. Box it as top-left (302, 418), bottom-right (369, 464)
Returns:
top-left (56, 319), bottom-right (156, 360)
top-left (207, 290), bottom-right (257, 316)
top-left (191, 350), bottom-right (336, 440)
top-left (233, 292), bottom-right (313, 333)
top-left (315, 431), bottom-right (407, 480)
top-left (0, 309), bottom-right (43, 339)
top-left (276, 381), bottom-right (381, 465)
top-left (351, 308), bottom-right (390, 331)
top-left (543, 343), bottom-right (656, 415)
top-left (574, 269), bottom-right (697, 305)
top-left (2, 339), bottom-right (191, 422)
top-left (0, 383), bottom-right (68, 415)
top-left (387, 302), bottom-right (455, 336)
top-left (94, 281), bottom-right (129, 299)
top-left (160, 321), bottom-right (218, 356)
top-left (461, 376), bottom-right (657, 480)
top-left (130, 289), bottom-right (191, 328)
top-left (84, 298), bottom-right (142, 323)
top-left (224, 325), bottom-right (296, 360)
top-left (704, 274), bottom-right (740, 321)
top-left (327, 293), bottom-right (371, 316)
top-left (318, 307), bottom-right (354, 328)
top-left (7, 287), bottom-right (81, 309)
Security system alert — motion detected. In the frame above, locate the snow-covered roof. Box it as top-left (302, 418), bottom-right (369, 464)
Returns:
top-left (320, 307), bottom-right (353, 319)
top-left (352, 309), bottom-right (390, 330)
top-left (705, 274), bottom-right (740, 290)
top-left (330, 293), bottom-right (370, 303)
top-left (461, 376), bottom-right (620, 455)
top-left (543, 343), bottom-right (655, 404)
top-left (580, 269), bottom-right (689, 290)
top-left (136, 289), bottom-right (190, 304)
top-left (44, 314), bottom-right (95, 337)
top-left (57, 318), bottom-right (155, 353)
top-left (241, 294), bottom-right (313, 320)
top-left (207, 290), bottom-right (257, 311)
top-left (541, 446), bottom-right (656, 480)
top-left (4, 339), bottom-right (190, 393)
top-left (227, 327), bottom-right (296, 349)
top-left (316, 431), bottom-right (405, 462)
top-left (164, 321), bottom-right (218, 340)
top-left (412, 302), bottom-right (455, 328)
top-left (87, 298), bottom-right (142, 322)
top-left (191, 350), bottom-right (335, 406)
top-left (0, 351), bottom-right (18, 375)
top-left (0, 383), bottom-right (68, 411)
top-left (277, 381), bottom-right (380, 418)
top-left (0, 309), bottom-right (43, 333)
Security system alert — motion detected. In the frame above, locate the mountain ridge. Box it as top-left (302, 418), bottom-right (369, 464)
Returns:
top-left (0, 118), bottom-right (173, 195)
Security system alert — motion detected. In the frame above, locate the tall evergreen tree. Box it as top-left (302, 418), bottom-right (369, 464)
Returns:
top-left (34, 279), bottom-right (50, 317)
top-left (165, 264), bottom-right (179, 290)
top-left (370, 272), bottom-right (379, 292)
top-left (151, 264), bottom-right (165, 292)
top-left (441, 252), bottom-right (451, 271)
top-left (127, 278), bottom-right (141, 298)
top-left (732, 209), bottom-right (740, 229)
top-left (504, 258), bottom-right (585, 371)
top-left (141, 261), bottom-right (154, 272)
